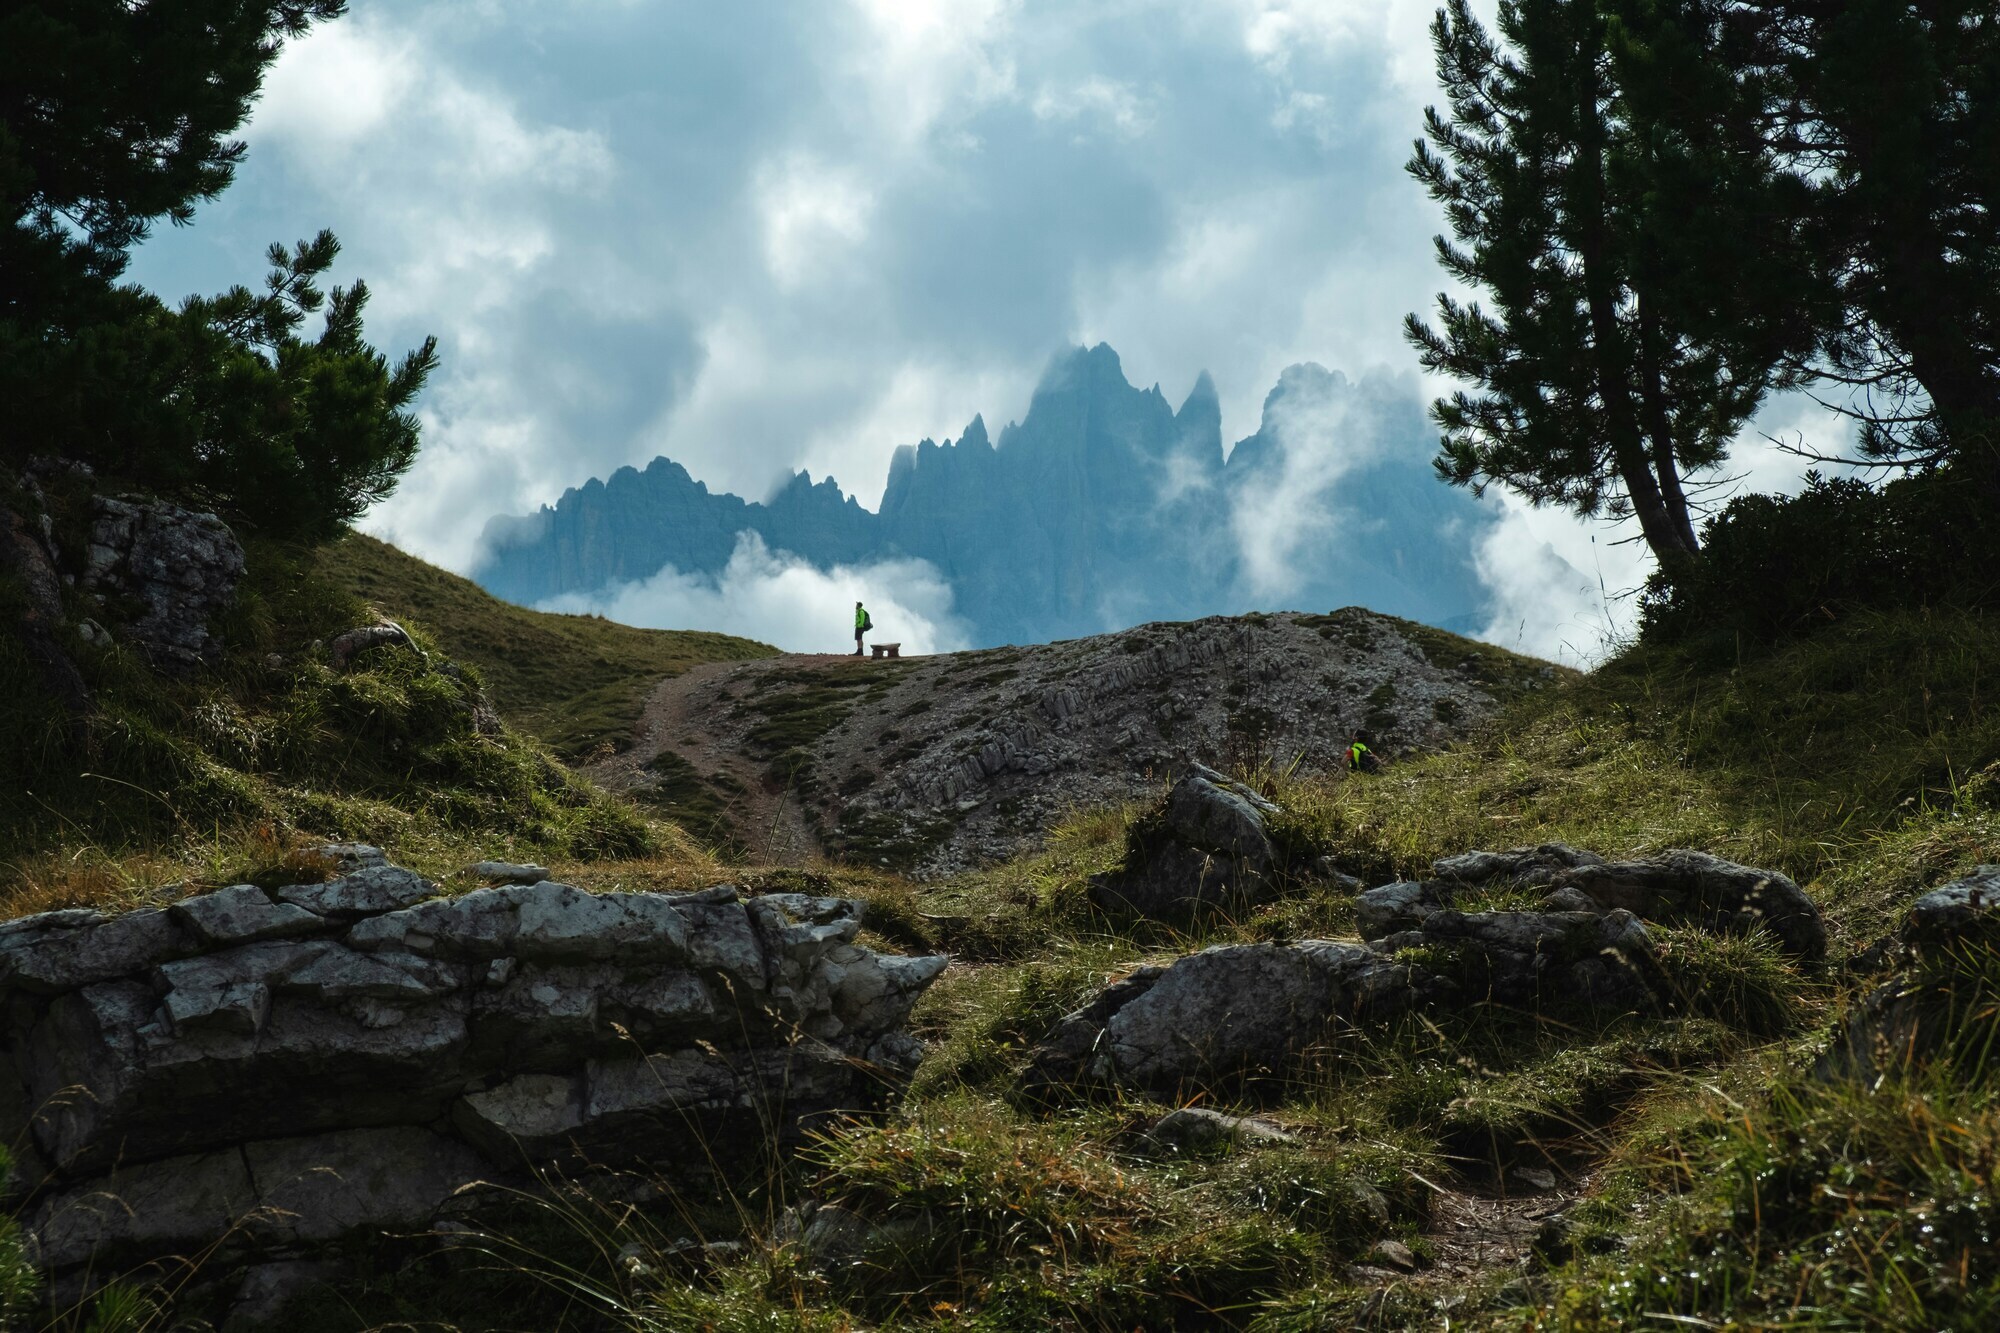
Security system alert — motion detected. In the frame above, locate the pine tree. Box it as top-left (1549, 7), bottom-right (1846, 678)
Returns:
top-left (1743, 0), bottom-right (2000, 494)
top-left (0, 1), bottom-right (436, 538)
top-left (1405, 0), bottom-right (1810, 582)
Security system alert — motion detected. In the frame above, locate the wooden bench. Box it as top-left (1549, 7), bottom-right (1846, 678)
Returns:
top-left (871, 643), bottom-right (901, 659)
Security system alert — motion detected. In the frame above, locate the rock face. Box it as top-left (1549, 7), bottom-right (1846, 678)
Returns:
top-left (0, 849), bottom-right (945, 1310)
top-left (83, 494), bottom-right (246, 671)
top-left (476, 345), bottom-right (1505, 647)
top-left (1089, 767), bottom-right (1281, 917)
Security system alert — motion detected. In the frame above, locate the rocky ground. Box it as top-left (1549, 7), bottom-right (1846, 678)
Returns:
top-left (586, 608), bottom-right (1558, 876)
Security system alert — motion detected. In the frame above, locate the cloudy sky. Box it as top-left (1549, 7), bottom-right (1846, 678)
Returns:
top-left (127, 0), bottom-right (1845, 663)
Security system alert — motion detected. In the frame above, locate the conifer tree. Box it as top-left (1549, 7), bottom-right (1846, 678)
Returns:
top-left (0, 1), bottom-right (436, 538)
top-left (1405, 0), bottom-right (1808, 582)
top-left (1742, 0), bottom-right (2000, 494)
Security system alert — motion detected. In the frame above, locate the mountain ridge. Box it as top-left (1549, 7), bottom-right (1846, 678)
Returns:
top-left (476, 344), bottom-right (1500, 645)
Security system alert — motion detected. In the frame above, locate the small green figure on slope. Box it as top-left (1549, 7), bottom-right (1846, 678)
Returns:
top-left (854, 601), bottom-right (872, 656)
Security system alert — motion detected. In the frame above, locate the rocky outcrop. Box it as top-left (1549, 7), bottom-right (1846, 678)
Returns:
top-left (82, 494), bottom-right (245, 671)
top-left (1088, 767), bottom-right (1280, 917)
top-left (597, 609), bottom-right (1555, 877)
top-left (327, 619), bottom-right (420, 672)
top-left (0, 848), bottom-right (945, 1315)
top-left (1903, 865), bottom-right (2000, 947)
top-left (1025, 841), bottom-right (1829, 1097)
top-left (0, 496), bottom-right (90, 721)
top-left (1823, 866), bottom-right (2000, 1083)
top-left (1356, 844), bottom-right (1825, 960)
top-left (1554, 850), bottom-right (1825, 959)
top-left (1021, 907), bottom-right (1667, 1097)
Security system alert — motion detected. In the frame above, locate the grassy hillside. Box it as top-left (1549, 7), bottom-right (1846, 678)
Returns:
top-left (9, 520), bottom-right (2000, 1330)
top-left (318, 533), bottom-right (775, 760)
top-left (337, 605), bottom-right (1994, 1333)
top-left (0, 524), bottom-right (748, 911)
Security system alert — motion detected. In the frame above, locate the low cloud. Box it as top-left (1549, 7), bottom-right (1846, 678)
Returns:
top-left (1226, 366), bottom-right (1392, 600)
top-left (541, 532), bottom-right (971, 655)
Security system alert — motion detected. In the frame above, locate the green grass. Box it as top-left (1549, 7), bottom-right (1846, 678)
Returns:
top-left (11, 527), bottom-right (2000, 1330)
top-left (319, 533), bottom-right (775, 760)
top-left (0, 527), bottom-right (726, 902)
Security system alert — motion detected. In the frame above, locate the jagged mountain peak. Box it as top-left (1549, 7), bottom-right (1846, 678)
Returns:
top-left (476, 343), bottom-right (1497, 645)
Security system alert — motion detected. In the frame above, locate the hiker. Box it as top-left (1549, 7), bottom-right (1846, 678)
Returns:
top-left (1347, 729), bottom-right (1381, 774)
top-left (853, 601), bottom-right (872, 656)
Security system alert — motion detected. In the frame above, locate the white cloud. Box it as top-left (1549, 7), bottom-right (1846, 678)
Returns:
top-left (543, 532), bottom-right (971, 654)
top-left (1228, 368), bottom-right (1379, 598)
top-left (757, 155), bottom-right (877, 291)
top-left (123, 0), bottom-right (1831, 657)
top-left (1471, 495), bottom-right (1651, 667)
top-left (1031, 78), bottom-right (1155, 137)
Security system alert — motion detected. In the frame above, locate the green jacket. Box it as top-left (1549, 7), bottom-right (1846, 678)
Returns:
top-left (855, 606), bottom-right (868, 630)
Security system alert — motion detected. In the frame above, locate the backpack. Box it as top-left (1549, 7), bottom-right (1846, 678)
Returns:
top-left (861, 613), bottom-right (873, 632)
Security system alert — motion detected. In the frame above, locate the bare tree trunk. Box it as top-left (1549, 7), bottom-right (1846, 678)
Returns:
top-left (1573, 23), bottom-right (1701, 584)
top-left (1636, 295), bottom-right (1703, 553)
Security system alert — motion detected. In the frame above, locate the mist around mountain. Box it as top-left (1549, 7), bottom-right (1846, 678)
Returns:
top-left (476, 345), bottom-right (1501, 647)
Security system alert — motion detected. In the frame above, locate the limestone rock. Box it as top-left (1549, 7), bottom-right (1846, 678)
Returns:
top-left (467, 861), bottom-right (551, 886)
top-left (82, 494), bottom-right (245, 672)
top-left (171, 885), bottom-right (327, 948)
top-left (223, 1261), bottom-right (348, 1333)
top-left (1556, 850), bottom-right (1825, 959)
top-left (316, 843), bottom-right (389, 873)
top-left (1355, 880), bottom-right (1453, 939)
top-left (328, 620), bottom-right (420, 671)
top-left (1027, 941), bottom-right (1440, 1095)
top-left (0, 855), bottom-right (945, 1301)
top-left (0, 908), bottom-right (191, 993)
top-left (277, 865), bottom-right (434, 917)
top-left (1024, 906), bottom-right (1662, 1097)
top-left (1903, 866), bottom-right (2000, 947)
top-left (1147, 1106), bottom-right (1297, 1153)
top-left (1088, 773), bottom-right (1281, 918)
top-left (1434, 843), bottom-right (1604, 887)
top-left (243, 1126), bottom-right (489, 1244)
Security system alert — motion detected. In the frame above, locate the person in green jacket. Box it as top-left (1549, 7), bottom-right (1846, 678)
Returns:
top-left (1347, 729), bottom-right (1380, 774)
top-left (853, 601), bottom-right (870, 656)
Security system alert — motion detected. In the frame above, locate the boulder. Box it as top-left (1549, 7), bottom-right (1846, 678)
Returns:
top-left (328, 620), bottom-right (420, 671)
top-left (1088, 772), bottom-right (1281, 918)
top-left (1433, 843), bottom-right (1604, 887)
top-left (82, 494), bottom-right (245, 672)
top-left (1023, 909), bottom-right (1662, 1097)
top-left (1822, 871), bottom-right (2000, 1083)
top-left (1379, 908), bottom-right (1662, 1010)
top-left (1146, 1106), bottom-right (1297, 1153)
top-left (1903, 866), bottom-right (2000, 948)
top-left (1025, 941), bottom-right (1441, 1095)
top-left (0, 858), bottom-right (946, 1309)
top-left (1555, 850), bottom-right (1825, 959)
top-left (1355, 880), bottom-right (1454, 939)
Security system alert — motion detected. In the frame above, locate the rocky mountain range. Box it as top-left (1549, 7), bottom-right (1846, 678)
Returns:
top-left (475, 345), bottom-right (1499, 646)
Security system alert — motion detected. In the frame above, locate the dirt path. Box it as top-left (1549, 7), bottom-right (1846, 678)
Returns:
top-left (582, 653), bottom-right (859, 864)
